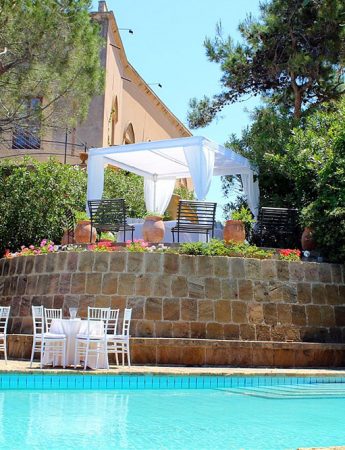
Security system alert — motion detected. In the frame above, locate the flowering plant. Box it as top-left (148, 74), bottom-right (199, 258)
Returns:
top-left (4, 239), bottom-right (58, 258)
top-left (146, 243), bottom-right (168, 253)
top-left (88, 241), bottom-right (119, 252)
top-left (126, 239), bottom-right (149, 252)
top-left (278, 249), bottom-right (301, 261)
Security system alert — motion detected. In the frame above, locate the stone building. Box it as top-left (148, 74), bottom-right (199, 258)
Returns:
top-left (0, 1), bottom-right (191, 164)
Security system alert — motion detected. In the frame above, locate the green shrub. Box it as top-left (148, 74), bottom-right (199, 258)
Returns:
top-left (0, 157), bottom-right (87, 254)
top-left (280, 99), bottom-right (345, 262)
top-left (177, 241), bottom-right (206, 256)
top-left (300, 124), bottom-right (345, 263)
top-left (173, 185), bottom-right (195, 200)
top-left (103, 168), bottom-right (146, 218)
top-left (0, 160), bottom-right (149, 254)
top-left (178, 239), bottom-right (273, 259)
top-left (75, 211), bottom-right (89, 222)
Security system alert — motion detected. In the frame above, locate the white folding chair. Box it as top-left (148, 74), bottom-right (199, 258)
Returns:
top-left (107, 308), bottom-right (132, 367)
top-left (107, 309), bottom-right (120, 336)
top-left (74, 307), bottom-right (110, 370)
top-left (30, 306), bottom-right (66, 368)
top-left (44, 308), bottom-right (62, 332)
top-left (30, 306), bottom-right (44, 368)
top-left (0, 307), bottom-right (11, 363)
top-left (106, 309), bottom-right (120, 364)
top-left (43, 307), bottom-right (67, 368)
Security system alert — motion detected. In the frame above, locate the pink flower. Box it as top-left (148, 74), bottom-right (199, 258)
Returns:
top-left (40, 239), bottom-right (47, 247)
top-left (29, 245), bottom-right (35, 250)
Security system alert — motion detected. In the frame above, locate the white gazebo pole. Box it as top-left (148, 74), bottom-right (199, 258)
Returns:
top-left (153, 173), bottom-right (158, 212)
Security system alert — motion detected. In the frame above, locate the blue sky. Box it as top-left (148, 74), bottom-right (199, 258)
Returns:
top-left (92, 0), bottom-right (261, 219)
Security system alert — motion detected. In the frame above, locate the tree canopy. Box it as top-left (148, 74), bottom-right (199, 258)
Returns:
top-left (224, 103), bottom-right (298, 210)
top-left (0, 0), bottom-right (104, 132)
top-left (275, 98), bottom-right (345, 262)
top-left (188, 0), bottom-right (345, 126)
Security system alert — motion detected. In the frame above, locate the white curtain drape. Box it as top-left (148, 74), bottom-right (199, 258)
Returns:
top-left (144, 176), bottom-right (176, 214)
top-left (241, 172), bottom-right (260, 218)
top-left (86, 154), bottom-right (105, 214)
top-left (183, 144), bottom-right (215, 200)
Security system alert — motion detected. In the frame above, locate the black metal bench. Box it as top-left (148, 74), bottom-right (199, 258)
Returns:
top-left (87, 199), bottom-right (134, 242)
top-left (171, 200), bottom-right (217, 243)
top-left (251, 207), bottom-right (300, 248)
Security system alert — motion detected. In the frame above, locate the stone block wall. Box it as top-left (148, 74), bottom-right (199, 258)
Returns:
top-left (0, 252), bottom-right (344, 343)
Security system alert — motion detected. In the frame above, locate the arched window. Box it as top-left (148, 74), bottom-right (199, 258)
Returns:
top-left (109, 97), bottom-right (118, 146)
top-left (123, 123), bottom-right (135, 144)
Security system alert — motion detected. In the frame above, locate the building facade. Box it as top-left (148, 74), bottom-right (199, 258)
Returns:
top-left (0, 1), bottom-right (191, 165)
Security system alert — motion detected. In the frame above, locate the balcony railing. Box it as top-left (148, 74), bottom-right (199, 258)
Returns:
top-left (0, 126), bottom-right (88, 164)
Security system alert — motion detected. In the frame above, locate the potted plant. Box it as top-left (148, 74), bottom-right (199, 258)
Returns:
top-left (300, 211), bottom-right (316, 251)
top-left (301, 226), bottom-right (316, 251)
top-left (74, 211), bottom-right (96, 244)
top-left (79, 151), bottom-right (88, 165)
top-left (223, 206), bottom-right (254, 243)
top-left (142, 212), bottom-right (165, 243)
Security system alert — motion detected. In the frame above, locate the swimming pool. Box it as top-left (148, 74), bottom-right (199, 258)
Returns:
top-left (1, 374), bottom-right (345, 449)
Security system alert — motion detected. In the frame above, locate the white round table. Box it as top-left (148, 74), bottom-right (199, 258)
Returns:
top-left (43, 319), bottom-right (107, 369)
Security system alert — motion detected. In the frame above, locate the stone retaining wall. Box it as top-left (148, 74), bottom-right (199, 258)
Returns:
top-left (0, 252), bottom-right (344, 344)
top-left (6, 335), bottom-right (345, 368)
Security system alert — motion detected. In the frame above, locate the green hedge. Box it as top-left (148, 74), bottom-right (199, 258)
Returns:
top-left (0, 158), bottom-right (87, 253)
top-left (0, 159), bottom-right (147, 254)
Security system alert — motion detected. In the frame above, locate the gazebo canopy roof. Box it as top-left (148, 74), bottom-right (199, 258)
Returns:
top-left (87, 136), bottom-right (259, 216)
top-left (88, 136), bottom-right (254, 180)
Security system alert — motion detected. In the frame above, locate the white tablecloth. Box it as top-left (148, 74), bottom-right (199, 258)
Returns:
top-left (118, 220), bottom-right (207, 243)
top-left (43, 319), bottom-right (107, 369)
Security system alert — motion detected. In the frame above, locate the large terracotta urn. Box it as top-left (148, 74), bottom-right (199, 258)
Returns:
top-left (143, 216), bottom-right (165, 243)
top-left (223, 220), bottom-right (245, 243)
top-left (301, 227), bottom-right (316, 251)
top-left (74, 220), bottom-right (96, 244)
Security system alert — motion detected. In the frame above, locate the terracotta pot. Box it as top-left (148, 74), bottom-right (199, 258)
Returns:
top-left (301, 227), bottom-right (316, 251)
top-left (74, 220), bottom-right (96, 244)
top-left (223, 220), bottom-right (245, 243)
top-left (79, 152), bottom-right (88, 164)
top-left (142, 216), bottom-right (165, 243)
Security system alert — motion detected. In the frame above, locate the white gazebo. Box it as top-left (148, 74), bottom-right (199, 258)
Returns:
top-left (86, 136), bottom-right (259, 217)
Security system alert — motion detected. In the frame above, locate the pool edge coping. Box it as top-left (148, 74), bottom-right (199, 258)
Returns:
top-left (1, 361), bottom-right (345, 377)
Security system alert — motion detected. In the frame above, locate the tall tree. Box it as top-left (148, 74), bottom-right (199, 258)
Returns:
top-left (0, 0), bottom-right (104, 132)
top-left (188, 0), bottom-right (345, 126)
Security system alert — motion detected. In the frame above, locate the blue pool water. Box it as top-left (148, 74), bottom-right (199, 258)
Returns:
top-left (1, 375), bottom-right (345, 449)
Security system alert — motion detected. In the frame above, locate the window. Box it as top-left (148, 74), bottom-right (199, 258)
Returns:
top-left (110, 97), bottom-right (118, 146)
top-left (12, 98), bottom-right (42, 149)
top-left (123, 123), bottom-right (135, 144)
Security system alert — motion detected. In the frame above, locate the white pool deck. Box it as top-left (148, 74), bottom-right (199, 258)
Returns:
top-left (0, 359), bottom-right (345, 377)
